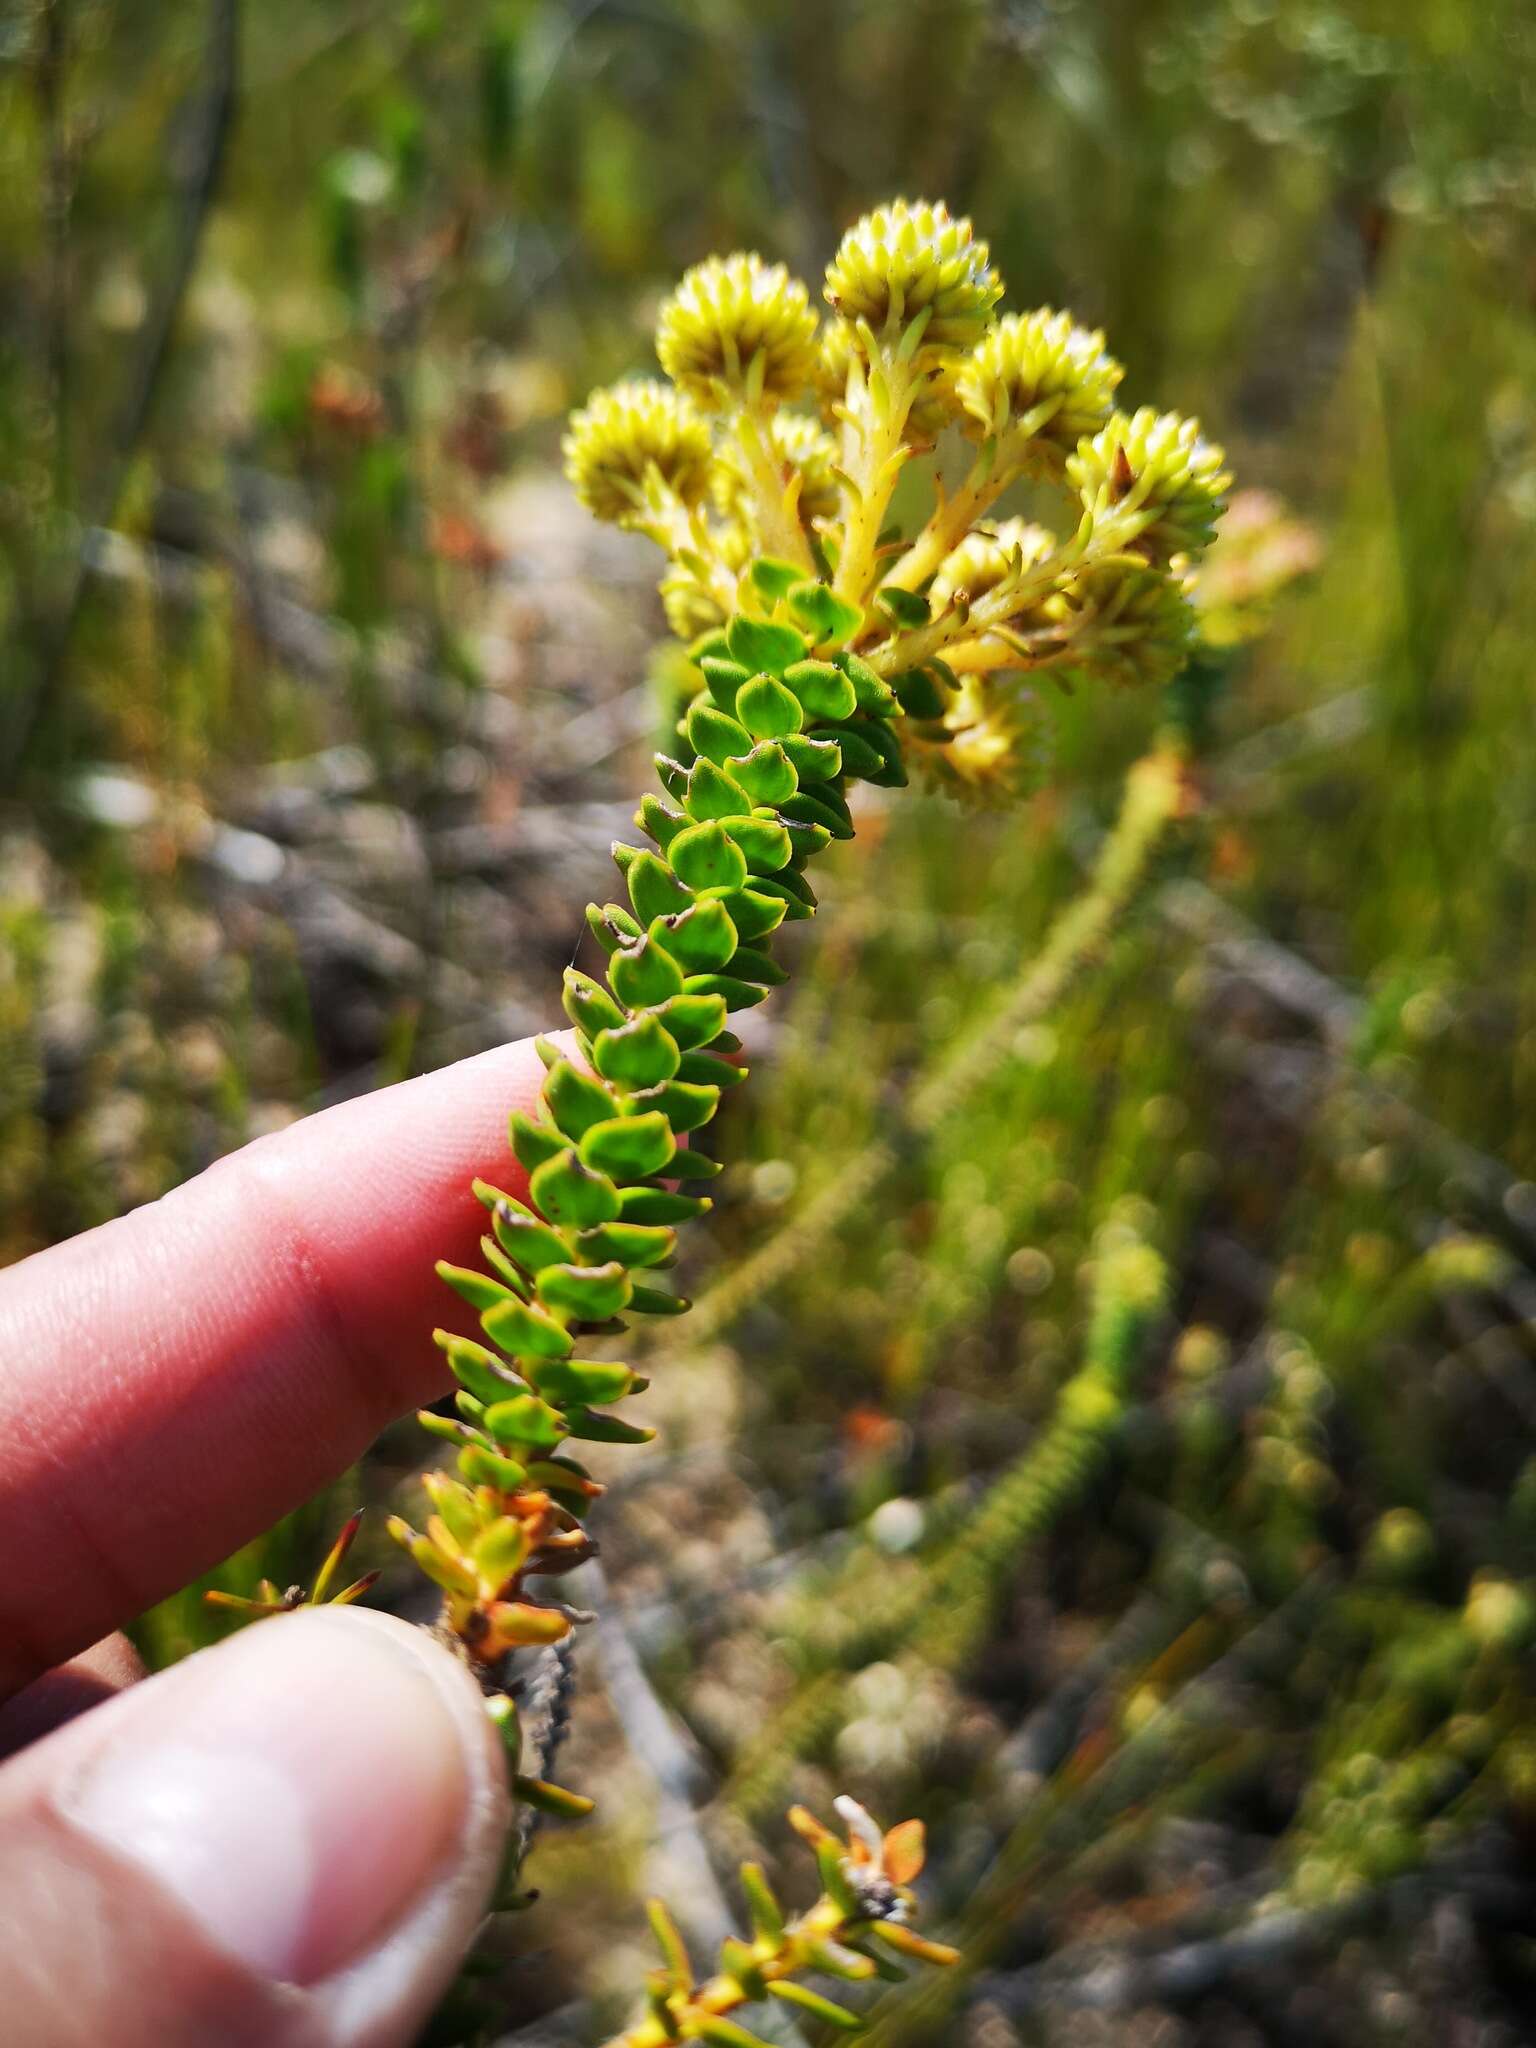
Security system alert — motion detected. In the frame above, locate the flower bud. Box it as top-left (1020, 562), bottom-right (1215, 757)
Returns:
top-left (956, 308), bottom-right (1123, 474)
top-left (823, 198), bottom-right (1002, 350)
top-left (929, 518), bottom-right (1056, 615)
top-left (1069, 406), bottom-right (1230, 563)
top-left (656, 252), bottom-right (820, 408)
top-left (563, 378), bottom-right (714, 526)
top-left (1048, 554), bottom-right (1195, 691)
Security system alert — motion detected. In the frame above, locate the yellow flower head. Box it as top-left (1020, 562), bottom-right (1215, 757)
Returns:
top-left (1069, 407), bottom-right (1230, 564)
top-left (656, 252), bottom-right (820, 409)
top-left (956, 308), bottom-right (1124, 474)
top-left (712, 409), bottom-right (840, 528)
top-left (824, 198), bottom-right (1003, 350)
top-left (930, 518), bottom-right (1057, 615)
top-left (1048, 554), bottom-right (1195, 691)
top-left (563, 378), bottom-right (714, 526)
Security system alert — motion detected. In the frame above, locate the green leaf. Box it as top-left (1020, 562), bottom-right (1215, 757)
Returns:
top-left (727, 742), bottom-right (797, 807)
top-left (820, 722), bottom-right (882, 780)
top-left (782, 733), bottom-right (842, 780)
top-left (875, 583), bottom-right (931, 628)
top-left (610, 935), bottom-right (686, 1010)
top-left (481, 1291), bottom-right (575, 1360)
top-left (490, 1205), bottom-right (570, 1275)
top-left (534, 1260), bottom-right (632, 1321)
top-left (685, 700), bottom-right (751, 766)
top-left (460, 1445), bottom-right (533, 1490)
top-left (574, 1221), bottom-right (677, 1268)
top-left (727, 614), bottom-right (807, 675)
top-left (678, 1050), bottom-right (747, 1089)
top-left (592, 1013), bottom-right (682, 1087)
top-left (513, 1773), bottom-right (596, 1820)
top-left (683, 972), bottom-right (769, 1012)
top-left (437, 1261), bottom-right (518, 1315)
top-left (727, 945), bottom-right (788, 987)
top-left (720, 885), bottom-right (787, 942)
top-left (565, 1406), bottom-right (657, 1444)
top-left (544, 1058), bottom-right (618, 1140)
top-left (832, 649), bottom-right (898, 715)
top-left (669, 1148), bottom-right (721, 1179)
top-left (481, 1234), bottom-right (532, 1296)
top-left (784, 659), bottom-right (858, 721)
top-left (585, 901), bottom-right (640, 955)
top-left (721, 1938), bottom-right (767, 1998)
top-left (736, 673), bottom-right (804, 739)
top-left (629, 1284), bottom-right (690, 1315)
top-left (806, 1935), bottom-right (876, 1982)
top-left (637, 791), bottom-right (688, 849)
top-left (749, 556), bottom-right (804, 603)
top-left (482, 1391), bottom-right (568, 1449)
top-left (698, 2018), bottom-right (770, 2047)
top-left (700, 653), bottom-right (750, 711)
top-left (685, 758), bottom-right (753, 822)
top-left (893, 667), bottom-right (948, 719)
top-left (528, 1149), bottom-right (623, 1228)
top-left (650, 899), bottom-right (738, 974)
top-left (655, 752), bottom-right (690, 802)
top-left (647, 1898), bottom-right (692, 1989)
top-left (781, 815), bottom-right (832, 859)
top-left (627, 850), bottom-right (692, 923)
top-left (787, 580), bottom-right (863, 648)
top-left (859, 717), bottom-right (908, 786)
top-left (769, 1981), bottom-right (862, 2029)
top-left (474, 1515), bottom-right (531, 1587)
top-left (670, 819), bottom-right (750, 893)
top-left (618, 1187), bottom-right (711, 1224)
top-left (417, 1410), bottom-right (478, 1448)
top-left (722, 814), bottom-right (792, 872)
top-left (562, 968), bottom-right (626, 1038)
top-left (510, 1111), bottom-right (566, 1172)
top-left (578, 1110), bottom-right (676, 1180)
top-left (868, 1923), bottom-right (961, 1966)
top-left (648, 989), bottom-right (729, 1051)
top-left (433, 1331), bottom-right (519, 1405)
top-left (527, 1356), bottom-right (637, 1405)
top-left (781, 789), bottom-right (854, 840)
top-left (631, 1077), bottom-right (721, 1132)
top-left (758, 865), bottom-right (818, 911)
top-left (739, 1862), bottom-right (785, 1944)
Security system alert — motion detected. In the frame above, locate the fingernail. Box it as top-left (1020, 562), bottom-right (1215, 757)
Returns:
top-left (64, 1607), bottom-right (475, 1986)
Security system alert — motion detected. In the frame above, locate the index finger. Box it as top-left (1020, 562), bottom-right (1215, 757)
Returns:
top-left (0, 1034), bottom-right (561, 1697)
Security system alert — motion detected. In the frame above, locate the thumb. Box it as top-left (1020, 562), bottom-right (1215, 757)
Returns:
top-left (0, 1606), bottom-right (511, 2048)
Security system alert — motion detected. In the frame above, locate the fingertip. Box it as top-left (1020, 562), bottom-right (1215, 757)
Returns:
top-left (30, 1607), bottom-right (510, 2045)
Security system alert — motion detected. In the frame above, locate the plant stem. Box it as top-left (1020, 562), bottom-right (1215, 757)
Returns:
top-left (732, 411), bottom-right (816, 571)
top-left (833, 347), bottom-right (920, 608)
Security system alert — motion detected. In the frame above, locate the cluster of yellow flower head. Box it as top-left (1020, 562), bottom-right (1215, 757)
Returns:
top-left (564, 199), bottom-right (1231, 803)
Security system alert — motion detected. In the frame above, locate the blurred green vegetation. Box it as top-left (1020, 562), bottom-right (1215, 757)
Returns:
top-left (5, 1), bottom-right (1536, 2042)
